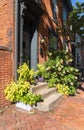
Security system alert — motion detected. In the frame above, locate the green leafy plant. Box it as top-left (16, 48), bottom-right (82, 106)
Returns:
top-left (35, 64), bottom-right (45, 82)
top-left (56, 83), bottom-right (76, 96)
top-left (5, 63), bottom-right (42, 106)
top-left (5, 81), bottom-right (30, 103)
top-left (44, 50), bottom-right (79, 95)
top-left (56, 84), bottom-right (70, 95)
top-left (5, 80), bottom-right (41, 106)
top-left (17, 63), bottom-right (35, 84)
top-left (21, 92), bottom-right (41, 106)
top-left (36, 64), bottom-right (45, 77)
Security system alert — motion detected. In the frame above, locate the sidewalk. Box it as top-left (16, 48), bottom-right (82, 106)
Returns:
top-left (0, 82), bottom-right (84, 130)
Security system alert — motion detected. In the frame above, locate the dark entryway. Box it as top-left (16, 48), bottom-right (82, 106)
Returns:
top-left (18, 0), bottom-right (44, 70)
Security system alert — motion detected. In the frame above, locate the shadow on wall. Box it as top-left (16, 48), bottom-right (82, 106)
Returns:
top-left (41, 0), bottom-right (56, 32)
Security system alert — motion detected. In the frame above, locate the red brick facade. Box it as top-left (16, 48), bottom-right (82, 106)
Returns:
top-left (0, 0), bottom-right (72, 108)
top-left (38, 0), bottom-right (71, 63)
top-left (39, 0), bottom-right (60, 63)
top-left (0, 0), bottom-right (15, 108)
top-left (0, 50), bottom-right (12, 107)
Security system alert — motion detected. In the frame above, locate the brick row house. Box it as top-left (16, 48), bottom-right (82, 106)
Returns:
top-left (0, 0), bottom-right (72, 108)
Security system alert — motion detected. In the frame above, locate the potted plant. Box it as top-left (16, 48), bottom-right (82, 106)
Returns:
top-left (35, 64), bottom-right (45, 82)
top-left (5, 63), bottom-right (42, 111)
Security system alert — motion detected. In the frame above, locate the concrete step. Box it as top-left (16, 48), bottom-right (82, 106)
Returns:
top-left (34, 87), bottom-right (56, 99)
top-left (37, 93), bottom-right (62, 112)
top-left (31, 82), bottom-right (62, 112)
top-left (30, 82), bottom-right (48, 93)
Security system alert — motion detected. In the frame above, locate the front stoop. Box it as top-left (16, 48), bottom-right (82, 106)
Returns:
top-left (37, 93), bottom-right (62, 111)
top-left (31, 82), bottom-right (62, 111)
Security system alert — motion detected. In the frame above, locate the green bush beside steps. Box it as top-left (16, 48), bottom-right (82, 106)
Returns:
top-left (5, 50), bottom-right (79, 106)
top-left (37, 50), bottom-right (79, 96)
top-left (5, 63), bottom-right (41, 106)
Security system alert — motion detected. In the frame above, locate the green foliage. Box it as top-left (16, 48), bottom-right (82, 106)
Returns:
top-left (56, 84), bottom-right (76, 96)
top-left (5, 81), bottom-right (30, 103)
top-left (36, 64), bottom-right (45, 76)
top-left (5, 63), bottom-right (42, 106)
top-left (17, 63), bottom-right (35, 84)
top-left (69, 2), bottom-right (84, 37)
top-left (56, 84), bottom-right (70, 95)
top-left (21, 93), bottom-right (41, 106)
top-left (35, 64), bottom-right (45, 77)
top-left (48, 77), bottom-right (56, 88)
top-left (44, 50), bottom-right (79, 95)
top-left (5, 80), bottom-right (41, 106)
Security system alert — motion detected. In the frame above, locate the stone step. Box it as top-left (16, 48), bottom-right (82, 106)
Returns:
top-left (34, 87), bottom-right (56, 99)
top-left (30, 82), bottom-right (48, 93)
top-left (37, 93), bottom-right (62, 111)
top-left (31, 82), bottom-right (62, 111)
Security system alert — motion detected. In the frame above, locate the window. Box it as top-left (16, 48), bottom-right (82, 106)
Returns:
top-left (49, 32), bottom-right (58, 51)
top-left (62, 4), bottom-right (69, 24)
top-left (63, 7), bottom-right (67, 22)
top-left (52, 0), bottom-right (58, 21)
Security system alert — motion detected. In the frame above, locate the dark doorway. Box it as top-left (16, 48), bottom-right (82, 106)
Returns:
top-left (17, 1), bottom-right (44, 70)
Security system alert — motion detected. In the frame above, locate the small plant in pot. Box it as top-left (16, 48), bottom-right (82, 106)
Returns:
top-left (38, 75), bottom-right (44, 82)
top-left (35, 64), bottom-right (45, 82)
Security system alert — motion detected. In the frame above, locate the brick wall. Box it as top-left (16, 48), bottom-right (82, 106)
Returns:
top-left (0, 0), bottom-right (71, 108)
top-left (38, 0), bottom-right (56, 63)
top-left (0, 50), bottom-right (13, 108)
top-left (38, 0), bottom-right (71, 64)
top-left (0, 0), bottom-right (15, 108)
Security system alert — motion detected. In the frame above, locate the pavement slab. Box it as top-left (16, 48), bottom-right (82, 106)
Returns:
top-left (0, 82), bottom-right (84, 130)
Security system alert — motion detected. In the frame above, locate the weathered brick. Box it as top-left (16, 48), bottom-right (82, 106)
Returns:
top-left (0, 0), bottom-right (15, 108)
top-left (0, 0), bottom-right (72, 108)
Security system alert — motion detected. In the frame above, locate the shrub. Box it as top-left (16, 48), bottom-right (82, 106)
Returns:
top-left (5, 80), bottom-right (41, 106)
top-left (17, 63), bottom-right (35, 84)
top-left (56, 83), bottom-right (76, 96)
top-left (44, 50), bottom-right (79, 95)
top-left (36, 64), bottom-right (45, 76)
top-left (5, 81), bottom-right (30, 103)
top-left (5, 63), bottom-right (42, 106)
